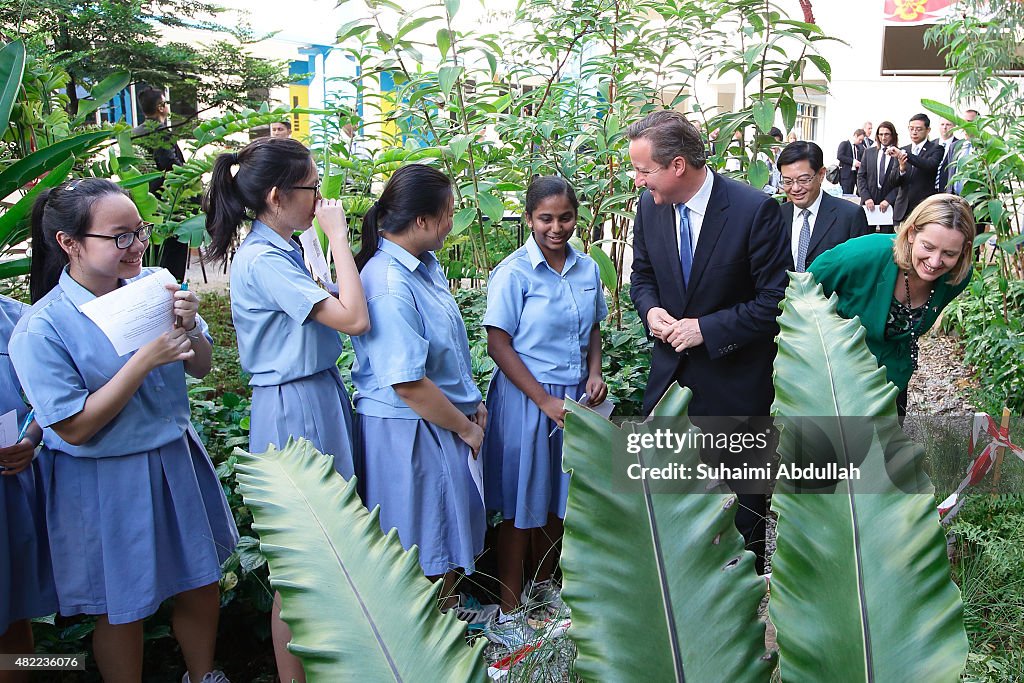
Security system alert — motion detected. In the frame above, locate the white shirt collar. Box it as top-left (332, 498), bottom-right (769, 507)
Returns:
top-left (677, 166), bottom-right (714, 217)
top-left (800, 189), bottom-right (824, 220)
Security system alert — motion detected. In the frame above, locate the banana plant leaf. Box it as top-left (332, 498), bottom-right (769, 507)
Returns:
top-left (0, 257), bottom-right (30, 279)
top-left (0, 156), bottom-right (75, 250)
top-left (72, 71), bottom-right (130, 126)
top-left (560, 386), bottom-right (772, 682)
top-left (0, 129), bottom-right (113, 198)
top-left (770, 273), bottom-right (968, 682)
top-left (234, 439), bottom-right (487, 682)
top-left (0, 40), bottom-right (26, 131)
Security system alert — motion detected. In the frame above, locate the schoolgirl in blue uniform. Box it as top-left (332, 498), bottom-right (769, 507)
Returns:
top-left (0, 295), bottom-right (56, 679)
top-left (351, 164), bottom-right (486, 604)
top-left (482, 176), bottom-right (607, 637)
top-left (204, 138), bottom-right (368, 683)
top-left (10, 179), bottom-right (237, 683)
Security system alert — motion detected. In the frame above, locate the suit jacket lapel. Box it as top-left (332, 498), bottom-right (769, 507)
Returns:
top-left (807, 194), bottom-right (837, 255)
top-left (683, 172), bottom-right (728, 308)
top-left (656, 199), bottom-right (687, 306)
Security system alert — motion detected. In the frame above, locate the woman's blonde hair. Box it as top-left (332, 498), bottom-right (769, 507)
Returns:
top-left (893, 193), bottom-right (975, 284)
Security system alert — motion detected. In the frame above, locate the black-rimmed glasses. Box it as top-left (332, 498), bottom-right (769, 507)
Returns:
top-left (81, 223), bottom-right (153, 249)
top-left (291, 180), bottom-right (322, 194)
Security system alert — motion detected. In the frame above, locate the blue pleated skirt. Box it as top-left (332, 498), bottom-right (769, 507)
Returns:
top-left (1, 463), bottom-right (57, 633)
top-left (483, 372), bottom-right (585, 529)
top-left (249, 367), bottom-right (355, 478)
top-left (38, 427), bottom-right (239, 625)
top-left (357, 415), bottom-right (485, 576)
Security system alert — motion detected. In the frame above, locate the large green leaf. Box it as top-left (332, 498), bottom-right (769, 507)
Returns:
top-left (561, 386), bottom-right (772, 682)
top-left (0, 155), bottom-right (75, 250)
top-left (72, 71), bottom-right (131, 125)
top-left (234, 439), bottom-right (487, 682)
top-left (0, 40), bottom-right (26, 131)
top-left (770, 273), bottom-right (968, 682)
top-left (0, 257), bottom-right (31, 280)
top-left (0, 130), bottom-right (113, 198)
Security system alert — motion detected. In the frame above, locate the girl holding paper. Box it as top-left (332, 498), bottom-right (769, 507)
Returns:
top-left (11, 179), bottom-right (237, 683)
top-left (204, 137), bottom-right (368, 683)
top-left (0, 294), bottom-right (56, 679)
top-left (482, 176), bottom-right (607, 640)
top-left (351, 164), bottom-right (486, 608)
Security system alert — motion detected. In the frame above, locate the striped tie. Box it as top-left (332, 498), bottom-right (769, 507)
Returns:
top-left (796, 209), bottom-right (811, 272)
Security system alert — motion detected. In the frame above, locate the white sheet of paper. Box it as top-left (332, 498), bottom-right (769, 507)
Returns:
top-left (468, 452), bottom-right (485, 504)
top-left (0, 408), bottom-right (18, 448)
top-left (79, 268), bottom-right (177, 356)
top-left (550, 392), bottom-right (615, 436)
top-left (299, 228), bottom-right (334, 287)
top-left (578, 393), bottom-right (615, 419)
top-left (864, 205), bottom-right (894, 225)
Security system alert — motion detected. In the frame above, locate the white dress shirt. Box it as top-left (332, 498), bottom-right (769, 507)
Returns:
top-left (673, 167), bottom-right (715, 258)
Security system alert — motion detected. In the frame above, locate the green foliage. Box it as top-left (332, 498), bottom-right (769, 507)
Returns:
top-left (561, 385), bottom-right (772, 681)
top-left (0, 39), bottom-right (26, 129)
top-left (771, 274), bottom-right (968, 681)
top-left (600, 287), bottom-right (651, 417)
top-left (333, 0), bottom-right (833, 317)
top-left (0, 1), bottom-right (290, 115)
top-left (939, 267), bottom-right (1024, 415)
top-left (950, 494), bottom-right (1024, 682)
top-left (235, 440), bottom-right (488, 681)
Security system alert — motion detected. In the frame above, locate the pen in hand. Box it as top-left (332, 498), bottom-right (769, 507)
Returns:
top-left (175, 281), bottom-right (188, 329)
top-left (16, 408), bottom-right (35, 443)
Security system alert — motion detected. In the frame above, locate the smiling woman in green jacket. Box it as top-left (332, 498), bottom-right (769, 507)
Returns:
top-left (808, 193), bottom-right (975, 415)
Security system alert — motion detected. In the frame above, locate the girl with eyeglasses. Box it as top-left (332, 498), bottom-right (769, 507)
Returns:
top-left (204, 137), bottom-right (368, 683)
top-left (10, 178), bottom-right (237, 682)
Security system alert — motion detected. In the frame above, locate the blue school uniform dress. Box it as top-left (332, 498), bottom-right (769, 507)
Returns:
top-left (482, 236), bottom-right (607, 528)
top-left (230, 221), bottom-right (355, 477)
top-left (9, 268), bottom-right (238, 625)
top-left (352, 238), bottom-right (484, 576)
top-left (0, 295), bottom-right (57, 633)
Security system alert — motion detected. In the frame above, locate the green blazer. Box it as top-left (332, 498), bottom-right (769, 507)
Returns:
top-left (808, 233), bottom-right (970, 392)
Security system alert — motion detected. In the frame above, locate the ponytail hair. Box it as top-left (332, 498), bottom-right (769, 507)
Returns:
top-left (354, 164), bottom-right (453, 271)
top-left (29, 179), bottom-right (128, 303)
top-left (202, 137), bottom-right (314, 263)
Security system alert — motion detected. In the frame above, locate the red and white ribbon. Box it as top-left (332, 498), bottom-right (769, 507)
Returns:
top-left (939, 413), bottom-right (1024, 524)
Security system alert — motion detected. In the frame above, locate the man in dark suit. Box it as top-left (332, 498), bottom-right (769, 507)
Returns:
top-left (628, 111), bottom-right (791, 575)
top-left (777, 141), bottom-right (869, 271)
top-left (862, 121), bottom-right (875, 148)
top-left (132, 87), bottom-right (189, 280)
top-left (856, 120), bottom-right (900, 232)
top-left (891, 113), bottom-right (944, 224)
top-left (934, 118), bottom-right (962, 193)
top-left (835, 129), bottom-right (865, 195)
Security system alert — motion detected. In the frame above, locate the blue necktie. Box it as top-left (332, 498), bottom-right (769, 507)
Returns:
top-left (678, 203), bottom-right (692, 286)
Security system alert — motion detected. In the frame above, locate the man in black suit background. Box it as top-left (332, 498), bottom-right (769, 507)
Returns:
top-left (856, 120), bottom-right (900, 232)
top-left (934, 117), bottom-right (962, 194)
top-left (778, 141), bottom-right (869, 271)
top-left (891, 113), bottom-right (943, 224)
top-left (132, 87), bottom-right (189, 280)
top-left (835, 129), bottom-right (865, 195)
top-left (628, 111), bottom-right (791, 574)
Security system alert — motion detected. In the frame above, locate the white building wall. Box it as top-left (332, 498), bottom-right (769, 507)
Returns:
top-left (811, 3), bottom-right (953, 163)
